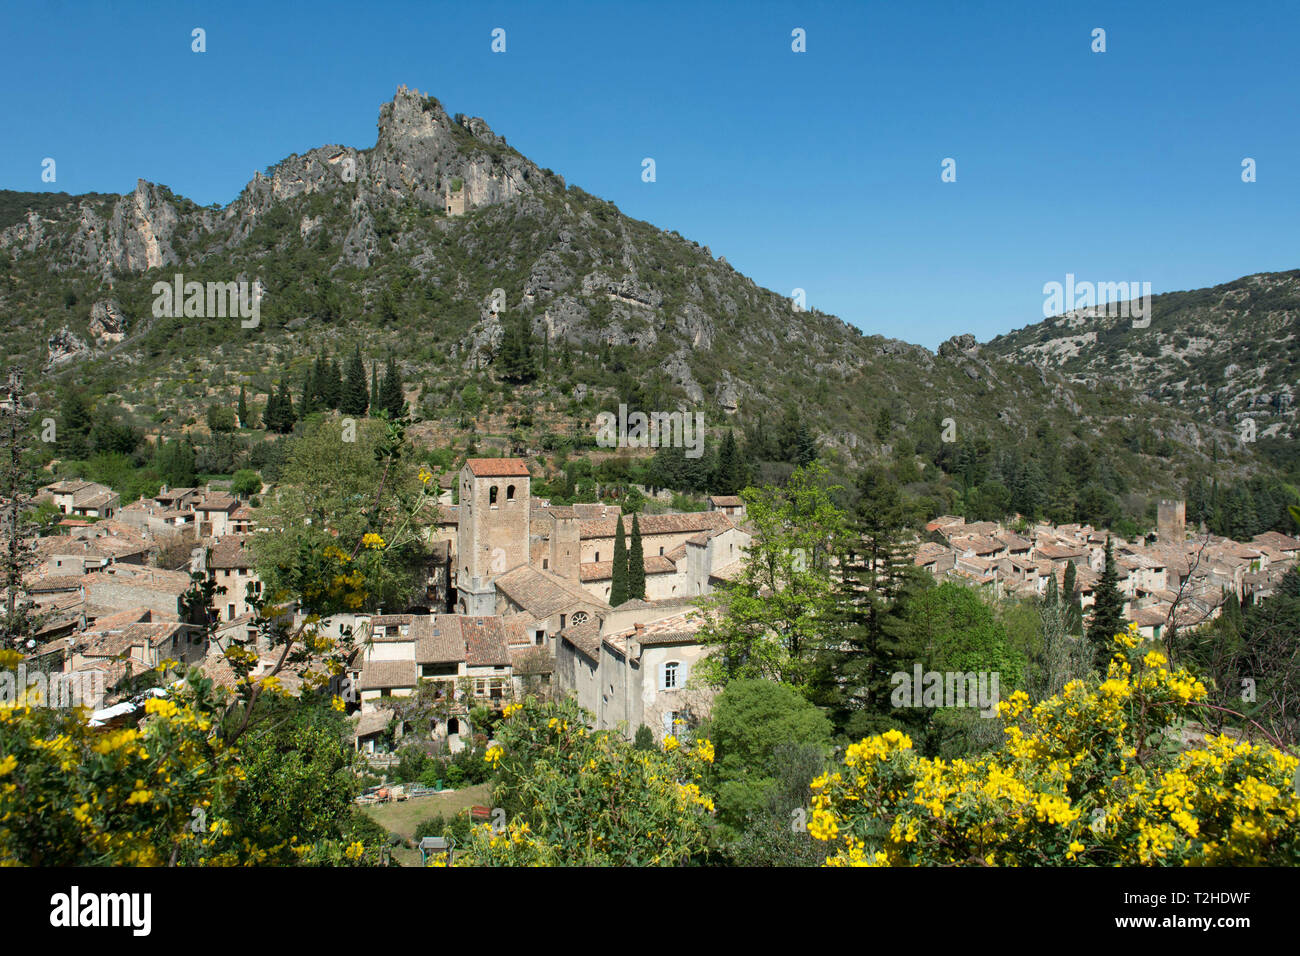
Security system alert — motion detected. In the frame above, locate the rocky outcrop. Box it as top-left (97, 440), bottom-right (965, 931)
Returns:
top-left (88, 298), bottom-right (127, 344)
top-left (46, 328), bottom-right (89, 368)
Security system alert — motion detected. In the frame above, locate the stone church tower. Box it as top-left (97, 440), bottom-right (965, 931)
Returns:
top-left (456, 458), bottom-right (530, 614)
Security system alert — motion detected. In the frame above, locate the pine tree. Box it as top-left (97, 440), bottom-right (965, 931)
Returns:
top-left (628, 513), bottom-right (646, 601)
top-left (610, 517), bottom-right (629, 607)
top-left (1086, 537), bottom-right (1126, 668)
top-left (324, 357), bottom-right (343, 410)
top-left (300, 365), bottom-right (317, 417)
top-left (58, 389), bottom-right (93, 460)
top-left (237, 385), bottom-right (249, 429)
top-left (379, 356), bottom-right (405, 419)
top-left (794, 419), bottom-right (818, 467)
top-left (499, 313), bottom-right (537, 383)
top-left (342, 348), bottom-right (369, 416)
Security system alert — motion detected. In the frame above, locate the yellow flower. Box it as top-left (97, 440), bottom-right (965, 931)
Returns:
top-left (503, 703), bottom-right (522, 719)
top-left (345, 841), bottom-right (365, 860)
top-left (362, 532), bottom-right (386, 549)
top-left (663, 734), bottom-right (679, 751)
top-left (485, 745), bottom-right (504, 768)
top-left (693, 739), bottom-right (715, 764)
top-left (331, 695), bottom-right (347, 712)
top-left (0, 754), bottom-right (16, 777)
top-left (418, 467), bottom-right (434, 485)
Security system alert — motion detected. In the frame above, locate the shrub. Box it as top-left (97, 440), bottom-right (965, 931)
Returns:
top-left (809, 626), bottom-right (1300, 866)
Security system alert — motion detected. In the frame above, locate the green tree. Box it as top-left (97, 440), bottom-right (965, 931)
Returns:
top-left (231, 469), bottom-right (262, 498)
top-left (711, 429), bottom-right (745, 495)
top-left (627, 513), bottom-right (646, 601)
top-left (703, 679), bottom-right (832, 835)
top-left (152, 438), bottom-right (197, 487)
top-left (379, 356), bottom-right (405, 419)
top-left (697, 463), bottom-right (847, 690)
top-left (237, 385), bottom-right (249, 428)
top-left (1, 368), bottom-right (49, 647)
top-left (207, 403), bottom-right (237, 433)
top-left (1086, 537), bottom-right (1126, 670)
top-left (265, 379), bottom-right (296, 434)
top-left (498, 312), bottom-right (537, 384)
top-left (341, 347), bottom-right (369, 416)
top-left (1063, 562), bottom-right (1083, 634)
top-left (811, 465), bottom-right (922, 735)
top-left (58, 388), bottom-right (93, 460)
top-left (610, 517), bottom-right (629, 606)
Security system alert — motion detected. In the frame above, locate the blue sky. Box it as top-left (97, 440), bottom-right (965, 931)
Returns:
top-left (3, 0), bottom-right (1297, 348)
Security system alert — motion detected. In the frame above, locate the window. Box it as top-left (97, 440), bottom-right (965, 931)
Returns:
top-left (535, 630), bottom-right (545, 645)
top-left (571, 611), bottom-right (588, 625)
top-left (595, 552), bottom-right (600, 562)
top-left (506, 485), bottom-right (515, 501)
top-left (542, 558), bottom-right (548, 569)
top-left (661, 660), bottom-right (682, 690)
top-left (489, 486), bottom-right (498, 506)
top-left (227, 604), bottom-right (235, 618)
top-left (659, 547), bottom-right (664, 556)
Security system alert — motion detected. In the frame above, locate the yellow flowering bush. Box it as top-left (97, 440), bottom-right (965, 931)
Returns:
top-left (0, 695), bottom-right (233, 866)
top-left (445, 696), bottom-right (717, 866)
top-left (811, 626), bottom-right (1300, 866)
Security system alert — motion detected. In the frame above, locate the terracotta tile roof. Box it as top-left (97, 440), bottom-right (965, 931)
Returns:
top-left (464, 457), bottom-right (530, 478)
top-left (357, 659), bottom-right (418, 691)
top-left (1252, 531), bottom-right (1300, 552)
top-left (353, 708), bottom-right (394, 739)
top-left (461, 616), bottom-right (512, 666)
top-left (708, 495), bottom-right (743, 507)
top-left (495, 565), bottom-right (608, 617)
top-left (579, 510), bottom-right (733, 540)
top-left (208, 536), bottom-right (254, 570)
top-left (412, 615), bottom-right (465, 663)
top-left (579, 556), bottom-right (677, 581)
top-left (195, 493), bottom-right (239, 513)
top-left (560, 619), bottom-right (602, 661)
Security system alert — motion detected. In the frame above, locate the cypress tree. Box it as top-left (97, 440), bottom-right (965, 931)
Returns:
top-left (1063, 561), bottom-right (1083, 635)
top-left (237, 385), bottom-right (249, 429)
top-left (1086, 537), bottom-right (1126, 668)
top-left (266, 380), bottom-right (296, 434)
top-left (610, 517), bottom-right (629, 607)
top-left (370, 363), bottom-right (380, 416)
top-left (628, 513), bottom-right (646, 601)
top-left (342, 348), bottom-right (369, 416)
top-left (712, 429), bottom-right (744, 495)
top-left (379, 356), bottom-right (405, 419)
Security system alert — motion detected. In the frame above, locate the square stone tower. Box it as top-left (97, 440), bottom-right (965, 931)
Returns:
top-left (444, 184), bottom-right (467, 217)
top-left (1157, 499), bottom-right (1186, 545)
top-left (457, 458), bottom-right (530, 614)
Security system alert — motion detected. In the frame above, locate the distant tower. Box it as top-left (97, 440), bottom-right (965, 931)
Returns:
top-left (444, 184), bottom-right (466, 217)
top-left (1157, 499), bottom-right (1186, 545)
top-left (456, 458), bottom-right (530, 615)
